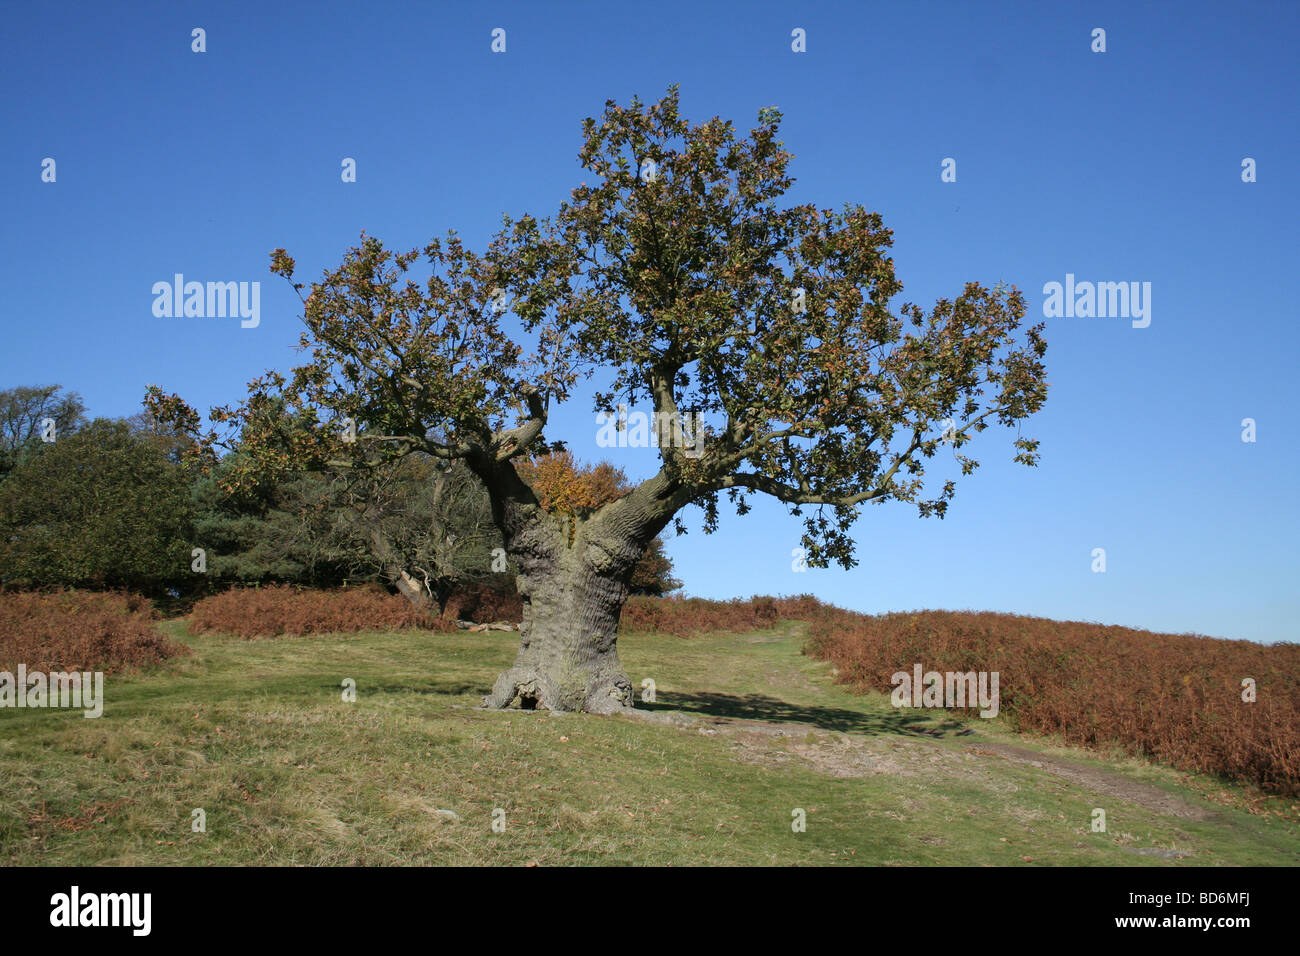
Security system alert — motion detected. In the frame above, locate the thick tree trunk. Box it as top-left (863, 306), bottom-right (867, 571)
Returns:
top-left (474, 452), bottom-right (682, 715)
top-left (481, 553), bottom-right (635, 714)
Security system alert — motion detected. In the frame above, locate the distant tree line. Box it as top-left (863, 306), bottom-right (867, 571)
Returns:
top-left (0, 385), bottom-right (681, 607)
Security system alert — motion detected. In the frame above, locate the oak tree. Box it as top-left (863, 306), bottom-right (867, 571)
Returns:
top-left (149, 88), bottom-right (1047, 714)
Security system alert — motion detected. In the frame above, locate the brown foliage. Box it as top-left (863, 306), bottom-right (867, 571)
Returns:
top-left (618, 594), bottom-right (814, 637)
top-left (514, 451), bottom-right (680, 593)
top-left (443, 580), bottom-right (524, 623)
top-left (802, 607), bottom-right (1300, 797)
top-left (0, 590), bottom-right (189, 673)
top-left (513, 451), bottom-right (626, 517)
top-left (189, 584), bottom-right (452, 638)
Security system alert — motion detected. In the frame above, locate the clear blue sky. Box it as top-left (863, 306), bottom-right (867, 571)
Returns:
top-left (3, 1), bottom-right (1296, 642)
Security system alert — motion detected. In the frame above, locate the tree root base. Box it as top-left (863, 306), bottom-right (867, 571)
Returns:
top-left (481, 667), bottom-right (635, 715)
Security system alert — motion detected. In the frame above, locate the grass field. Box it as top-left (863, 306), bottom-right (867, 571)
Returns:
top-left (2, 619), bottom-right (1297, 866)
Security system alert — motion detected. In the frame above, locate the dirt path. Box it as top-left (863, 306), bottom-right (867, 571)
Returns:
top-left (626, 695), bottom-right (1215, 823)
top-left (962, 740), bottom-right (1215, 821)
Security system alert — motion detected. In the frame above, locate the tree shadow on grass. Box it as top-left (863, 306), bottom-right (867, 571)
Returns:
top-left (640, 691), bottom-right (965, 738)
top-left (317, 683), bottom-right (973, 738)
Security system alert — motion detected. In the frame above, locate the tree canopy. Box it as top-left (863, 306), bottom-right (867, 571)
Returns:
top-left (146, 87), bottom-right (1048, 712)
top-left (0, 384), bottom-right (86, 481)
top-left (150, 87), bottom-right (1046, 571)
top-left (0, 418), bottom-right (194, 594)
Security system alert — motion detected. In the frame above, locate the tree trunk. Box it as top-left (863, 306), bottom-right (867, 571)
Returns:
top-left (390, 567), bottom-right (433, 608)
top-left (481, 553), bottom-right (635, 714)
top-left (474, 454), bottom-right (681, 715)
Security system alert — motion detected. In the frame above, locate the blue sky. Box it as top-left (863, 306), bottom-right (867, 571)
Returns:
top-left (3, 1), bottom-right (1296, 642)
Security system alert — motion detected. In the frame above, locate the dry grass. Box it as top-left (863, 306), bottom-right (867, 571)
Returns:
top-left (188, 584), bottom-right (452, 638)
top-left (802, 606), bottom-right (1300, 797)
top-left (8, 584), bottom-right (1297, 800)
top-left (0, 589), bottom-right (188, 673)
top-left (620, 594), bottom-right (822, 637)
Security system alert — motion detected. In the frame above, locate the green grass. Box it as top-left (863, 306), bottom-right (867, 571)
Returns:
top-left (1, 620), bottom-right (1296, 865)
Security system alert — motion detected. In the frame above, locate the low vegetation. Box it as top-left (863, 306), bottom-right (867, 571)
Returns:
top-left (4, 587), bottom-right (1296, 823)
top-left (2, 615), bottom-right (1295, 866)
top-left (187, 584), bottom-right (450, 639)
top-left (0, 590), bottom-right (188, 674)
top-left (801, 606), bottom-right (1300, 797)
top-left (620, 594), bottom-right (822, 637)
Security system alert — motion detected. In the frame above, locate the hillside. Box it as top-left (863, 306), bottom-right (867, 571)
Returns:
top-left (2, 617), bottom-right (1296, 866)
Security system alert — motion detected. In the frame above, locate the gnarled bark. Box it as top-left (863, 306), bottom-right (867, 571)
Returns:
top-left (470, 434), bottom-right (692, 714)
top-left (479, 466), bottom-right (679, 714)
top-left (481, 553), bottom-right (635, 713)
